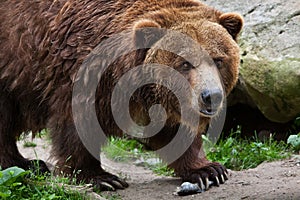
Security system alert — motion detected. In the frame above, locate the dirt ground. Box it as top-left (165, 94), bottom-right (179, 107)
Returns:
top-left (18, 137), bottom-right (300, 200)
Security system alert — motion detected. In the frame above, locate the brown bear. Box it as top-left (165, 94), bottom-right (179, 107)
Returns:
top-left (0, 0), bottom-right (243, 191)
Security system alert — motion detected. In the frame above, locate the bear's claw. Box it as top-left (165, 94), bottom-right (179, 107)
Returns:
top-left (182, 162), bottom-right (228, 190)
top-left (91, 173), bottom-right (129, 191)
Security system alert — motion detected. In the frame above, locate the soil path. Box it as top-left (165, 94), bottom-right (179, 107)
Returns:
top-left (18, 137), bottom-right (300, 200)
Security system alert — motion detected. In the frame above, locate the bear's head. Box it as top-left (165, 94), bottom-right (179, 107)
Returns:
top-left (132, 11), bottom-right (243, 124)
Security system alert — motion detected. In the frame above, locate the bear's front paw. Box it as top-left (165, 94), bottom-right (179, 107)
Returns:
top-left (182, 162), bottom-right (228, 191)
top-left (90, 172), bottom-right (129, 191)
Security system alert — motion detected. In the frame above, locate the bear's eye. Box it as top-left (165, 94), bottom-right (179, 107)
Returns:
top-left (181, 61), bottom-right (194, 71)
top-left (213, 58), bottom-right (223, 69)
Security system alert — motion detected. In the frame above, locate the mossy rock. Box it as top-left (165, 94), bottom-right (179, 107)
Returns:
top-left (240, 56), bottom-right (300, 123)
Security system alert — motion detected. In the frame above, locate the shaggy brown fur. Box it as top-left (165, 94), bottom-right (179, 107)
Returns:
top-left (0, 0), bottom-right (243, 191)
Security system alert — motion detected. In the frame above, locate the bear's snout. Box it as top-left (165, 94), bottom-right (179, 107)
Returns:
top-left (200, 88), bottom-right (223, 117)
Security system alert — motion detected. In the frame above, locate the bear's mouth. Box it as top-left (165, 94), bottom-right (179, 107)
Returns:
top-left (200, 107), bottom-right (218, 117)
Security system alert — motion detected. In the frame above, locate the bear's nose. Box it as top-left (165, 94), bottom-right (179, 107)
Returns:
top-left (200, 89), bottom-right (223, 116)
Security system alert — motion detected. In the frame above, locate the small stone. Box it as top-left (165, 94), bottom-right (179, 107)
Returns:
top-left (176, 182), bottom-right (203, 196)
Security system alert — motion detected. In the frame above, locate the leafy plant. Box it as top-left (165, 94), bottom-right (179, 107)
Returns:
top-left (287, 133), bottom-right (300, 152)
top-left (0, 167), bottom-right (29, 198)
top-left (0, 167), bottom-right (87, 199)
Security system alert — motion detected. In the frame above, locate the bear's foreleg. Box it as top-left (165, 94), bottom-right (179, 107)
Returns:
top-left (168, 134), bottom-right (228, 190)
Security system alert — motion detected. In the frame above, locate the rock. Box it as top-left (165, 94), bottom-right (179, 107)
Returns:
top-left (176, 182), bottom-right (203, 196)
top-left (240, 57), bottom-right (300, 123)
top-left (204, 0), bottom-right (300, 123)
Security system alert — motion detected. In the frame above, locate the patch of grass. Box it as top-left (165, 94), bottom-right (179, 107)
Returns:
top-left (0, 167), bottom-right (88, 200)
top-left (149, 163), bottom-right (174, 176)
top-left (103, 124), bottom-right (295, 175)
top-left (102, 137), bottom-right (146, 162)
top-left (102, 137), bottom-right (174, 176)
top-left (103, 132), bottom-right (291, 174)
top-left (203, 129), bottom-right (291, 170)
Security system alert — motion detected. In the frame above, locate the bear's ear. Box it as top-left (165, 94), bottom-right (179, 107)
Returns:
top-left (219, 13), bottom-right (243, 40)
top-left (133, 19), bottom-right (165, 48)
